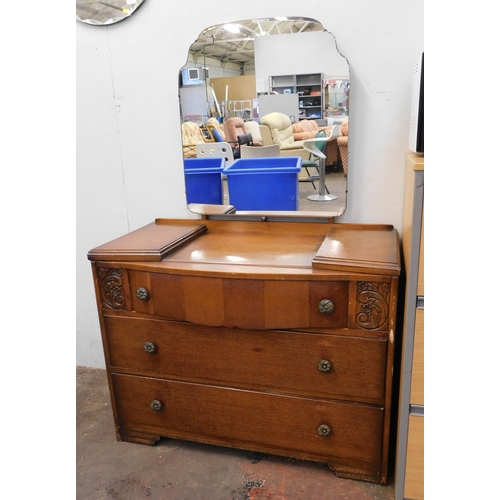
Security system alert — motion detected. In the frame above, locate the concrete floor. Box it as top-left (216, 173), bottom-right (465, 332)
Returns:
top-left (77, 367), bottom-right (395, 500)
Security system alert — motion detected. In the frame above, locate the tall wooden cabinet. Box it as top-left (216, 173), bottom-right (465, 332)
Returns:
top-left (396, 152), bottom-right (424, 499)
top-left (88, 218), bottom-right (400, 484)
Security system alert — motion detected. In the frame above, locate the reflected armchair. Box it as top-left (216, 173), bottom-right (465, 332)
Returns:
top-left (259, 112), bottom-right (308, 158)
top-left (225, 117), bottom-right (263, 147)
top-left (259, 112), bottom-right (309, 178)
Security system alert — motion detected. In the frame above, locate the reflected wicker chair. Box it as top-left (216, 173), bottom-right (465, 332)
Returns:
top-left (182, 121), bottom-right (207, 158)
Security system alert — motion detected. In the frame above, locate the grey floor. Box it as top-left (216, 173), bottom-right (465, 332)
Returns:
top-left (77, 367), bottom-right (395, 500)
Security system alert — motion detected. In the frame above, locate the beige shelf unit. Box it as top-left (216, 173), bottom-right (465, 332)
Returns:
top-left (395, 151), bottom-right (424, 499)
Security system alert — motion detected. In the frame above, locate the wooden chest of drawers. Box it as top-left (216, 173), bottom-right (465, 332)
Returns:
top-left (88, 218), bottom-right (400, 484)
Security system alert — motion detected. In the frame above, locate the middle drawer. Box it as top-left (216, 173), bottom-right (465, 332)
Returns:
top-left (104, 316), bottom-right (387, 404)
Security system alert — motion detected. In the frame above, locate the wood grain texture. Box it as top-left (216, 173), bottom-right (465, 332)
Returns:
top-left (104, 315), bottom-right (387, 404)
top-left (89, 218), bottom-right (400, 485)
top-left (112, 373), bottom-right (384, 467)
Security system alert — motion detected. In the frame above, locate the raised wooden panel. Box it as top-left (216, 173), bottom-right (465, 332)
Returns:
top-left (404, 415), bottom-right (424, 499)
top-left (417, 208), bottom-right (424, 297)
top-left (410, 308), bottom-right (424, 405)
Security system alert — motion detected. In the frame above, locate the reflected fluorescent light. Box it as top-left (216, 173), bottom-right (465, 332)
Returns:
top-left (275, 17), bottom-right (288, 21)
top-left (223, 24), bottom-right (240, 33)
top-left (226, 255), bottom-right (246, 263)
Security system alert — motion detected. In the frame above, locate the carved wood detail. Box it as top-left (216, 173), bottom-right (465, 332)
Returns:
top-left (355, 281), bottom-right (390, 330)
top-left (98, 268), bottom-right (126, 310)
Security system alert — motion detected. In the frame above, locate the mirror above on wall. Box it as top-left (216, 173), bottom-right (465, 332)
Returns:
top-left (76, 0), bottom-right (146, 26)
top-left (179, 17), bottom-right (350, 219)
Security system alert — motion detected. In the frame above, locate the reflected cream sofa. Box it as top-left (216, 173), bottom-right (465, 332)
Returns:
top-left (259, 113), bottom-right (309, 162)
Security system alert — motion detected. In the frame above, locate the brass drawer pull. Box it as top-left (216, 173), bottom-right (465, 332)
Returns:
top-left (317, 424), bottom-right (332, 437)
top-left (318, 299), bottom-right (334, 315)
top-left (143, 341), bottom-right (157, 354)
top-left (150, 400), bottom-right (163, 412)
top-left (136, 287), bottom-right (149, 301)
top-left (317, 360), bottom-right (333, 373)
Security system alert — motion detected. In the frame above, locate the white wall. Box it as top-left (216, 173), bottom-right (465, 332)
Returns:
top-left (76, 1), bottom-right (423, 368)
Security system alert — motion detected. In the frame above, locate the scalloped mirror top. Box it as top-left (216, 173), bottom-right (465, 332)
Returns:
top-left (179, 17), bottom-right (349, 218)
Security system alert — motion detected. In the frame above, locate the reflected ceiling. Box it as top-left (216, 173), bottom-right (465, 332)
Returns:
top-left (189, 17), bottom-right (324, 69)
top-left (76, 0), bottom-right (146, 26)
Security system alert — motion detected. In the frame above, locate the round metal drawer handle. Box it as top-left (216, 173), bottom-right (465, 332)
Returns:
top-left (136, 287), bottom-right (149, 301)
top-left (143, 341), bottom-right (157, 354)
top-left (150, 400), bottom-right (163, 412)
top-left (317, 360), bottom-right (333, 373)
top-left (317, 424), bottom-right (332, 437)
top-left (318, 299), bottom-right (335, 315)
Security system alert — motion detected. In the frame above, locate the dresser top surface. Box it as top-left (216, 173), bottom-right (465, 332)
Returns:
top-left (88, 219), bottom-right (400, 276)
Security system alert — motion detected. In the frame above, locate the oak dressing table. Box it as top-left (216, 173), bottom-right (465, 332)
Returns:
top-left (88, 217), bottom-right (400, 484)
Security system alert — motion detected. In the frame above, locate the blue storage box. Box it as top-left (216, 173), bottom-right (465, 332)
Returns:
top-left (222, 157), bottom-right (302, 211)
top-left (184, 158), bottom-right (225, 205)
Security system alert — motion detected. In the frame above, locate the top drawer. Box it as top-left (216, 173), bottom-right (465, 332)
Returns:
top-left (95, 267), bottom-right (395, 332)
top-left (128, 271), bottom-right (349, 330)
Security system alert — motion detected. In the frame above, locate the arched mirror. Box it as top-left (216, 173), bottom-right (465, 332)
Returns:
top-left (179, 17), bottom-right (349, 218)
top-left (76, 0), bottom-right (146, 26)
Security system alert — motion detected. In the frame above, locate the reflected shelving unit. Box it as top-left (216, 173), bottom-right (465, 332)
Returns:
top-left (270, 73), bottom-right (324, 120)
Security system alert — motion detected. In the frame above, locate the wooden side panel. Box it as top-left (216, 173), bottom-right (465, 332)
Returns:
top-left (410, 308), bottom-right (424, 405)
top-left (417, 208), bottom-right (424, 297)
top-left (405, 415), bottom-right (424, 499)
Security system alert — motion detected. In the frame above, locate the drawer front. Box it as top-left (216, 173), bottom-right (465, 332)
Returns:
top-left (410, 308), bottom-right (424, 405)
top-left (105, 316), bottom-right (388, 403)
top-left (128, 271), bottom-right (349, 330)
top-left (404, 415), bottom-right (424, 499)
top-left (111, 373), bottom-right (384, 466)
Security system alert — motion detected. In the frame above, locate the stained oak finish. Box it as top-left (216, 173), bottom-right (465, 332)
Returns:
top-left (104, 316), bottom-right (387, 404)
top-left (89, 218), bottom-right (400, 484)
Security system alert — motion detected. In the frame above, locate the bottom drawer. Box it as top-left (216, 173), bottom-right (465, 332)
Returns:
top-left (111, 373), bottom-right (384, 469)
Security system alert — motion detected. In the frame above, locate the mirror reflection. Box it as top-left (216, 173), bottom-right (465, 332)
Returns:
top-left (76, 0), bottom-right (146, 26)
top-left (179, 17), bottom-right (349, 216)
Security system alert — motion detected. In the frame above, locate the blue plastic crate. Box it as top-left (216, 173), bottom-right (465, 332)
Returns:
top-left (223, 157), bottom-right (301, 211)
top-left (184, 158), bottom-right (225, 205)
